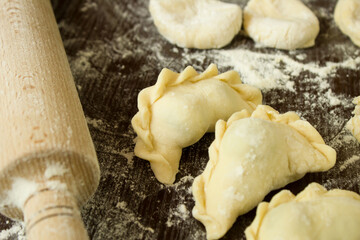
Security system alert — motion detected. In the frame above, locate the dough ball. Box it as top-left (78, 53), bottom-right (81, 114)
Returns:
top-left (149, 0), bottom-right (242, 49)
top-left (243, 0), bottom-right (319, 50)
top-left (334, 0), bottom-right (360, 47)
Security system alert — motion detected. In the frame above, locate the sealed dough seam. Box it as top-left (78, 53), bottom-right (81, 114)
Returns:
top-left (245, 182), bottom-right (360, 240)
top-left (131, 63), bottom-right (262, 161)
top-left (192, 105), bottom-right (336, 231)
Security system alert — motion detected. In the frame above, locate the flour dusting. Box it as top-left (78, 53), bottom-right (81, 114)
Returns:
top-left (0, 222), bottom-right (25, 240)
top-left (3, 178), bottom-right (38, 210)
top-left (0, 0), bottom-right (354, 239)
top-left (44, 162), bottom-right (69, 179)
top-left (165, 176), bottom-right (194, 227)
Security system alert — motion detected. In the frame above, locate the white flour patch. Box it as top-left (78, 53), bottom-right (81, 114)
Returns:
top-left (44, 162), bottom-right (69, 179)
top-left (3, 178), bottom-right (38, 209)
top-left (180, 48), bottom-right (360, 93)
top-left (119, 149), bottom-right (135, 167)
top-left (80, 0), bottom-right (98, 12)
top-left (164, 176), bottom-right (194, 227)
top-left (0, 222), bottom-right (25, 240)
top-left (15, 1), bottom-right (355, 240)
top-left (86, 117), bottom-right (105, 129)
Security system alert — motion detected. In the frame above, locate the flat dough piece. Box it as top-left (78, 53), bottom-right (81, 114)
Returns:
top-left (192, 105), bottom-right (336, 240)
top-left (149, 0), bottom-right (242, 49)
top-left (334, 0), bottom-right (360, 47)
top-left (131, 64), bottom-right (262, 184)
top-left (347, 96), bottom-right (360, 142)
top-left (243, 0), bottom-right (319, 50)
top-left (245, 182), bottom-right (360, 240)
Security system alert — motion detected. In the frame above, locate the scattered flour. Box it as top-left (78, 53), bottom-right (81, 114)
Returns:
top-left (116, 201), bottom-right (155, 234)
top-left (2, 1), bottom-right (352, 239)
top-left (44, 162), bottom-right (69, 179)
top-left (119, 149), bottom-right (135, 167)
top-left (0, 222), bottom-right (25, 240)
top-left (45, 180), bottom-right (67, 191)
top-left (182, 48), bottom-right (360, 94)
top-left (80, 0), bottom-right (98, 12)
top-left (166, 204), bottom-right (190, 227)
top-left (86, 117), bottom-right (104, 129)
top-left (3, 178), bottom-right (38, 210)
top-left (164, 176), bottom-right (194, 228)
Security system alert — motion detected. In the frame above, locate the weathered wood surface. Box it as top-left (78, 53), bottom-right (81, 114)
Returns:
top-left (1, 0), bottom-right (359, 239)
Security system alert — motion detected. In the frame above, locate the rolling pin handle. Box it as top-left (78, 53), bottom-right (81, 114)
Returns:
top-left (23, 189), bottom-right (89, 240)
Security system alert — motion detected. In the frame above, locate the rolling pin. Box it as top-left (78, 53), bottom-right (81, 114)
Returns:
top-left (0, 0), bottom-right (100, 239)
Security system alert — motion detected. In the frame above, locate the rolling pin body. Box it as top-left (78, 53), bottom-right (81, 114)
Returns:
top-left (0, 0), bottom-right (100, 239)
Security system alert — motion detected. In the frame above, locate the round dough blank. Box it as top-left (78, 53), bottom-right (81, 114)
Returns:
top-left (149, 0), bottom-right (242, 49)
top-left (243, 0), bottom-right (320, 50)
top-left (334, 0), bottom-right (360, 47)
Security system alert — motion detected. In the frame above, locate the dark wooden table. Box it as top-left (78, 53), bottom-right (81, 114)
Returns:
top-left (1, 0), bottom-right (359, 239)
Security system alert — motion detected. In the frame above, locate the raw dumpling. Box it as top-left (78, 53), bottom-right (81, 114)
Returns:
top-left (245, 182), bottom-right (360, 240)
top-left (347, 96), bottom-right (360, 142)
top-left (192, 105), bottom-right (336, 240)
top-left (149, 0), bottom-right (242, 49)
top-left (243, 0), bottom-right (319, 50)
top-left (131, 64), bottom-right (262, 184)
top-left (334, 0), bottom-right (360, 47)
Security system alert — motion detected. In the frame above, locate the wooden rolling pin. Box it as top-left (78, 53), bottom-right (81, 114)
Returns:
top-left (0, 0), bottom-right (100, 239)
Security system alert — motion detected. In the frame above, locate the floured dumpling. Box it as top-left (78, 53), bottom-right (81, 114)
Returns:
top-left (246, 182), bottom-right (360, 240)
top-left (347, 96), bottom-right (360, 142)
top-left (132, 64), bottom-right (262, 184)
top-left (192, 105), bottom-right (336, 239)
top-left (243, 0), bottom-right (319, 50)
top-left (149, 0), bottom-right (242, 49)
top-left (334, 0), bottom-right (360, 47)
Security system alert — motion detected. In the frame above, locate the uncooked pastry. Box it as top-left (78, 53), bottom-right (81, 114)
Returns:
top-left (243, 0), bottom-right (319, 50)
top-left (347, 96), bottom-right (360, 142)
top-left (334, 0), bottom-right (360, 47)
top-left (245, 182), bottom-right (360, 240)
top-left (131, 64), bottom-right (262, 184)
top-left (192, 105), bottom-right (336, 240)
top-left (149, 0), bottom-right (242, 49)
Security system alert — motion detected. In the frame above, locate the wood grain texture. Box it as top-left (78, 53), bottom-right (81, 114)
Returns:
top-left (0, 0), bottom-right (99, 239)
top-left (1, 0), bottom-right (360, 239)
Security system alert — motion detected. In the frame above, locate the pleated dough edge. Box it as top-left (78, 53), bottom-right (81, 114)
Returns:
top-left (192, 110), bottom-right (251, 240)
top-left (192, 105), bottom-right (335, 239)
top-left (250, 105), bottom-right (336, 170)
top-left (245, 182), bottom-right (360, 239)
top-left (131, 64), bottom-right (262, 184)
